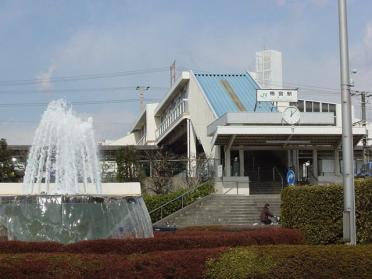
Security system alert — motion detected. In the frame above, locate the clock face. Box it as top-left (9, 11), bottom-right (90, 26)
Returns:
top-left (282, 106), bottom-right (300, 125)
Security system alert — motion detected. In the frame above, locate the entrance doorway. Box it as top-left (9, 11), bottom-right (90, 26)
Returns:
top-left (243, 150), bottom-right (287, 182)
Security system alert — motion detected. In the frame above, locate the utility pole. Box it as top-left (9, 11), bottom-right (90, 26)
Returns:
top-left (361, 91), bottom-right (367, 164)
top-left (338, 0), bottom-right (356, 245)
top-left (136, 86), bottom-right (150, 112)
top-left (170, 60), bottom-right (176, 87)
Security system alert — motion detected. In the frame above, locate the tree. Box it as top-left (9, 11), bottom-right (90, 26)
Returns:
top-left (182, 154), bottom-right (214, 189)
top-left (0, 138), bottom-right (20, 182)
top-left (116, 146), bottom-right (141, 182)
top-left (145, 150), bottom-right (175, 194)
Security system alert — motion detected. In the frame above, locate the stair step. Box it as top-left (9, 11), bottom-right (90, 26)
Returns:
top-left (155, 193), bottom-right (282, 228)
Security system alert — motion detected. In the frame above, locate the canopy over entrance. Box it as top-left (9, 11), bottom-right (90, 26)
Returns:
top-left (210, 126), bottom-right (364, 149)
top-left (208, 112), bottom-right (365, 149)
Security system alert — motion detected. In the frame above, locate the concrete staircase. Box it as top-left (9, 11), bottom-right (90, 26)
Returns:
top-left (154, 194), bottom-right (281, 228)
top-left (249, 181), bottom-right (283, 194)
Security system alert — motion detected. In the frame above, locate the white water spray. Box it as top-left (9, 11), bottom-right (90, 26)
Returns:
top-left (23, 100), bottom-right (102, 194)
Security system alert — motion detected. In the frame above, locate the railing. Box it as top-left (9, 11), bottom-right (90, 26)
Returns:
top-left (136, 134), bottom-right (145, 145)
top-left (148, 182), bottom-right (211, 222)
top-left (273, 166), bottom-right (284, 189)
top-left (223, 181), bottom-right (239, 195)
top-left (307, 166), bottom-right (318, 185)
top-left (247, 166), bottom-right (284, 185)
top-left (155, 100), bottom-right (187, 139)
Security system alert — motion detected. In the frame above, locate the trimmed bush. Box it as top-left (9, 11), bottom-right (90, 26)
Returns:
top-left (0, 228), bottom-right (303, 254)
top-left (281, 179), bottom-right (372, 244)
top-left (0, 248), bottom-right (226, 279)
top-left (0, 241), bottom-right (63, 253)
top-left (63, 228), bottom-right (303, 254)
top-left (144, 182), bottom-right (214, 222)
top-left (206, 248), bottom-right (276, 279)
top-left (2, 245), bottom-right (371, 279)
top-left (205, 245), bottom-right (372, 279)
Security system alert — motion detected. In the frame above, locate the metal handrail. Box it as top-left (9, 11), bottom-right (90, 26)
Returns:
top-left (155, 100), bottom-right (187, 139)
top-left (273, 166), bottom-right (284, 189)
top-left (136, 134), bottom-right (145, 145)
top-left (307, 167), bottom-right (318, 185)
top-left (223, 181), bottom-right (239, 195)
top-left (148, 182), bottom-right (209, 221)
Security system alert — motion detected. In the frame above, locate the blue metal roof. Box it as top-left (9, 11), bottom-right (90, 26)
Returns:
top-left (194, 73), bottom-right (275, 117)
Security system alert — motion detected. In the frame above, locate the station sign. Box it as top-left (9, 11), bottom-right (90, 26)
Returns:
top-left (256, 89), bottom-right (298, 102)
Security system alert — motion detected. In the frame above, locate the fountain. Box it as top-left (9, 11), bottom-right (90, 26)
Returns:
top-left (0, 100), bottom-right (153, 243)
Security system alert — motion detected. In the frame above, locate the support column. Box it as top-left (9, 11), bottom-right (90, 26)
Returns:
top-left (312, 149), bottom-right (318, 179)
top-left (214, 145), bottom-right (221, 176)
top-left (239, 149), bottom-right (244, 177)
top-left (224, 135), bottom-right (235, 177)
top-left (287, 150), bottom-right (292, 168)
top-left (187, 119), bottom-right (197, 177)
top-left (335, 149), bottom-right (341, 175)
top-left (225, 147), bottom-right (231, 176)
top-left (293, 149), bottom-right (300, 181)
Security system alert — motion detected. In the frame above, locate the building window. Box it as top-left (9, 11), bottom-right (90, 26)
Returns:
top-left (297, 100), bottom-right (304, 112)
top-left (313, 102), bottom-right (320, 112)
top-left (264, 71), bottom-right (271, 81)
top-left (322, 103), bottom-right (328, 112)
top-left (305, 101), bottom-right (313, 112)
top-left (329, 104), bottom-right (336, 113)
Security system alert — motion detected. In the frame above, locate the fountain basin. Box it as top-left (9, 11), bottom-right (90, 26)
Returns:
top-left (0, 183), bottom-right (154, 243)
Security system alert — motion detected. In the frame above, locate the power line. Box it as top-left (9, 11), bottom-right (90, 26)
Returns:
top-left (0, 67), bottom-right (169, 87)
top-left (0, 120), bottom-right (134, 125)
top-left (0, 85), bottom-right (169, 95)
top-left (0, 98), bottom-right (161, 108)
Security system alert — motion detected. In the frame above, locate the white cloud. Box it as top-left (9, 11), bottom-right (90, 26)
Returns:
top-left (37, 64), bottom-right (56, 91)
top-left (76, 107), bottom-right (138, 142)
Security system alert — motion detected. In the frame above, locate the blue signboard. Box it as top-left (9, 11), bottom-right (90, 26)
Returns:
top-left (286, 169), bottom-right (296, 186)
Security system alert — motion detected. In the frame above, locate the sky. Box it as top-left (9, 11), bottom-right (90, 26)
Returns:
top-left (0, 0), bottom-right (371, 144)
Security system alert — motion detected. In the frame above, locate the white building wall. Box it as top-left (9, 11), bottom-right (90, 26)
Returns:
top-left (145, 103), bottom-right (158, 145)
top-left (105, 133), bottom-right (136, 145)
top-left (187, 73), bottom-right (218, 158)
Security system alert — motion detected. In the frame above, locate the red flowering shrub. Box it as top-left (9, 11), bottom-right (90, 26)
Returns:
top-left (0, 228), bottom-right (303, 254)
top-left (63, 228), bottom-right (303, 254)
top-left (0, 248), bottom-right (226, 279)
top-left (0, 241), bottom-right (63, 253)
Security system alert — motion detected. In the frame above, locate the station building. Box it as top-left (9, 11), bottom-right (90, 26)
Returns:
top-left (107, 70), bottom-right (368, 195)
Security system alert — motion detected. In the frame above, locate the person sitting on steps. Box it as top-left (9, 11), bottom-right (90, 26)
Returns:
top-left (260, 203), bottom-right (274, 225)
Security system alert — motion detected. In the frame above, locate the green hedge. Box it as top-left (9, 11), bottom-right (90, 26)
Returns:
top-left (205, 245), bottom-right (372, 279)
top-left (144, 182), bottom-right (214, 223)
top-left (281, 179), bottom-right (372, 244)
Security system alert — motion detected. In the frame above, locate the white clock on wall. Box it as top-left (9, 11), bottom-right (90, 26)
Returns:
top-left (282, 106), bottom-right (300, 125)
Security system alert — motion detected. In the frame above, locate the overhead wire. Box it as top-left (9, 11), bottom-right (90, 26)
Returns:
top-left (0, 120), bottom-right (134, 126)
top-left (0, 85), bottom-right (169, 95)
top-left (0, 98), bottom-right (161, 108)
top-left (0, 67), bottom-right (170, 87)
